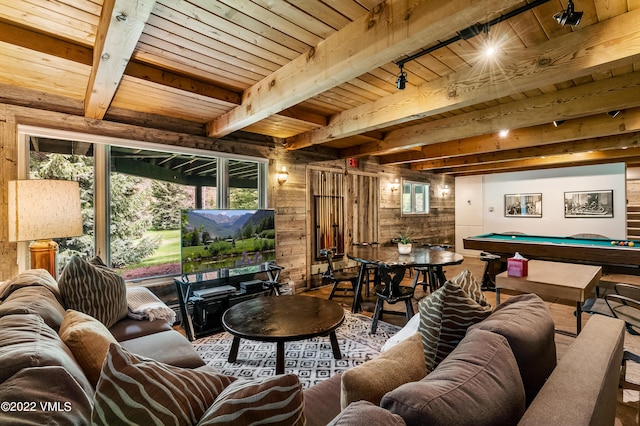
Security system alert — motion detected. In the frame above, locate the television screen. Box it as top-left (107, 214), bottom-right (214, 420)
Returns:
top-left (180, 209), bottom-right (276, 278)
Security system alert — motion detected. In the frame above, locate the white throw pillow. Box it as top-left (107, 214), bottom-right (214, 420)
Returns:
top-left (381, 312), bottom-right (420, 352)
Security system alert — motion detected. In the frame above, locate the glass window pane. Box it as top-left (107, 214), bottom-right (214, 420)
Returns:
top-left (109, 146), bottom-right (217, 280)
top-left (401, 180), bottom-right (430, 215)
top-left (229, 159), bottom-right (259, 209)
top-left (29, 139), bottom-right (95, 271)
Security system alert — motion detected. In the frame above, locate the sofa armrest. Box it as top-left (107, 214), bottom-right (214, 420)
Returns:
top-left (518, 314), bottom-right (624, 426)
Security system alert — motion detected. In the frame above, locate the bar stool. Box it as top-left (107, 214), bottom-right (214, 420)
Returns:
top-left (480, 252), bottom-right (501, 291)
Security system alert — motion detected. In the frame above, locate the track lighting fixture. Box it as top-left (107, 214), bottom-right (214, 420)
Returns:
top-left (396, 64), bottom-right (407, 90)
top-left (608, 110), bottom-right (621, 118)
top-left (554, 0), bottom-right (583, 26)
top-left (553, 120), bottom-right (565, 127)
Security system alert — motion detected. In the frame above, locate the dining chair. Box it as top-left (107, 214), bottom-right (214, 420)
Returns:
top-left (411, 243), bottom-right (453, 293)
top-left (320, 248), bottom-right (360, 308)
top-left (582, 283), bottom-right (640, 391)
top-left (371, 263), bottom-right (415, 334)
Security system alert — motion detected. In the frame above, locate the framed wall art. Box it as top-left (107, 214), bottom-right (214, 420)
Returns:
top-left (564, 190), bottom-right (613, 218)
top-left (504, 193), bottom-right (542, 218)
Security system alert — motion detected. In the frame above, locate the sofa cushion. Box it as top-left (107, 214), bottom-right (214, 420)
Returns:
top-left (0, 284), bottom-right (66, 331)
top-left (0, 313), bottom-right (93, 396)
top-left (0, 366), bottom-right (93, 425)
top-left (92, 344), bottom-right (236, 425)
top-left (418, 270), bottom-right (492, 371)
top-left (58, 309), bottom-right (118, 387)
top-left (381, 328), bottom-right (526, 426)
top-left (58, 255), bottom-right (127, 328)
top-left (303, 372), bottom-right (342, 426)
top-left (0, 268), bottom-right (61, 301)
top-left (469, 293), bottom-right (556, 405)
top-left (340, 332), bottom-right (426, 409)
top-left (328, 401), bottom-right (406, 426)
top-left (197, 374), bottom-right (305, 426)
top-left (120, 329), bottom-right (205, 368)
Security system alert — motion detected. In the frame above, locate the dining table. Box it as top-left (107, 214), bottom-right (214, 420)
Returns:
top-left (347, 245), bottom-right (464, 313)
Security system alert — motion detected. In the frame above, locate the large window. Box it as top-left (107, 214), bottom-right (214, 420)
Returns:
top-left (21, 127), bottom-right (267, 281)
top-left (402, 180), bottom-right (430, 215)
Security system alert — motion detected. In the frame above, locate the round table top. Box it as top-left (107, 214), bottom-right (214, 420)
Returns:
top-left (222, 295), bottom-right (345, 342)
top-left (348, 245), bottom-right (464, 267)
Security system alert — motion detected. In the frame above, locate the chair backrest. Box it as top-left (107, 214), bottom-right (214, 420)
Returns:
top-left (377, 263), bottom-right (409, 298)
top-left (607, 284), bottom-right (640, 329)
top-left (319, 248), bottom-right (337, 278)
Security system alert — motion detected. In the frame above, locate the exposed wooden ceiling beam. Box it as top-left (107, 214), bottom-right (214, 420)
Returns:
top-left (381, 107), bottom-right (640, 164)
top-left (428, 147), bottom-right (640, 175)
top-left (413, 132), bottom-right (640, 170)
top-left (285, 8), bottom-right (640, 151)
top-left (84, 0), bottom-right (156, 119)
top-left (343, 70), bottom-right (640, 157)
top-left (206, 0), bottom-right (525, 138)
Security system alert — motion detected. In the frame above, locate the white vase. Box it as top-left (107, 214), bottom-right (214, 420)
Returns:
top-left (398, 243), bottom-right (412, 254)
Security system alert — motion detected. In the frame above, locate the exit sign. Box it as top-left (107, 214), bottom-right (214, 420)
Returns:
top-left (347, 157), bottom-right (359, 168)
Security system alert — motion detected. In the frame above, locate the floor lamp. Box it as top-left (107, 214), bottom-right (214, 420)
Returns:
top-left (8, 179), bottom-right (83, 278)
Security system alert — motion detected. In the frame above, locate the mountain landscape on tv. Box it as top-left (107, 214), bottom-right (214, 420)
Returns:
top-left (180, 209), bottom-right (276, 276)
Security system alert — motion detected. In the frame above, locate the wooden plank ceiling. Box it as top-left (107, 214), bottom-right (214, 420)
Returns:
top-left (1, 0), bottom-right (640, 176)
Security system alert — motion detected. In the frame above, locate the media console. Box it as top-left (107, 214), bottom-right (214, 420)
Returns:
top-left (174, 276), bottom-right (269, 341)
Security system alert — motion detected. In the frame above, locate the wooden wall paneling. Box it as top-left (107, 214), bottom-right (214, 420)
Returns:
top-left (0, 119), bottom-right (17, 280)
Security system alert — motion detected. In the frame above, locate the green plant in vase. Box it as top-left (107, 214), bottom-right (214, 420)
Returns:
top-left (397, 228), bottom-right (413, 254)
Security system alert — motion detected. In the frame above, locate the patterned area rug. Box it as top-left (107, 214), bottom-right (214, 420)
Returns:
top-left (192, 311), bottom-right (401, 388)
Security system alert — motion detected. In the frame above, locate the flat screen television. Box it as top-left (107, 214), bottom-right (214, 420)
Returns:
top-left (180, 209), bottom-right (276, 280)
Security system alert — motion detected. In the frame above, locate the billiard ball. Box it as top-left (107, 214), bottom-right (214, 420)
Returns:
top-left (619, 242), bottom-right (626, 246)
top-left (611, 241), bottom-right (617, 245)
top-left (512, 236), bottom-right (516, 239)
top-left (630, 242), bottom-right (635, 247)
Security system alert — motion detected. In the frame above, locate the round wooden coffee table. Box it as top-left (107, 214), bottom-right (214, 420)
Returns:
top-left (221, 295), bottom-right (345, 374)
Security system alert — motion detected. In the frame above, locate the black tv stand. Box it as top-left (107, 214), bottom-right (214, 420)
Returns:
top-left (174, 276), bottom-right (268, 341)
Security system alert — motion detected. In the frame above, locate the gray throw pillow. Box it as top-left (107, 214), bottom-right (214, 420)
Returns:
top-left (381, 328), bottom-right (526, 426)
top-left (58, 255), bottom-right (127, 328)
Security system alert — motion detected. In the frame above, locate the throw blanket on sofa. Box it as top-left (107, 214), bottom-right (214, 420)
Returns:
top-left (127, 287), bottom-right (176, 324)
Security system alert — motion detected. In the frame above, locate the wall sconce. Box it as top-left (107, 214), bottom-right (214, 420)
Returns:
top-left (276, 166), bottom-right (289, 185)
top-left (440, 185), bottom-right (450, 197)
top-left (390, 178), bottom-right (400, 192)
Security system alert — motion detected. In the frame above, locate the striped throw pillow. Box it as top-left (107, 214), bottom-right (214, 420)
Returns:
top-left (58, 255), bottom-right (128, 328)
top-left (92, 344), bottom-right (236, 425)
top-left (198, 374), bottom-right (305, 426)
top-left (419, 270), bottom-right (492, 371)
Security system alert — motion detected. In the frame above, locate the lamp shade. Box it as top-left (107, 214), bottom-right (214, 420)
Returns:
top-left (8, 180), bottom-right (83, 242)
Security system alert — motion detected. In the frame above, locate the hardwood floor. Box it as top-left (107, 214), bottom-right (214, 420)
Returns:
top-left (302, 256), bottom-right (640, 425)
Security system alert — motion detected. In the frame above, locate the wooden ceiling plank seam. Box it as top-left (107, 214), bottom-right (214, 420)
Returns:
top-left (19, 0), bottom-right (100, 27)
top-left (206, 0), bottom-right (527, 138)
top-left (133, 42), bottom-right (257, 90)
top-left (155, 0), bottom-right (303, 60)
top-left (84, 0), bottom-right (156, 119)
top-left (0, 3), bottom-right (97, 44)
top-left (214, 0), bottom-right (329, 43)
top-left (142, 21), bottom-right (279, 76)
top-left (285, 8), bottom-right (640, 150)
top-left (184, 0), bottom-right (311, 53)
top-left (136, 33), bottom-right (268, 82)
top-left (250, 0), bottom-right (337, 39)
top-left (283, 0), bottom-right (352, 29)
top-left (145, 7), bottom-right (290, 68)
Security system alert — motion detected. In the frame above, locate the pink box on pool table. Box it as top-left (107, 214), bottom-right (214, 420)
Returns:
top-left (507, 258), bottom-right (528, 277)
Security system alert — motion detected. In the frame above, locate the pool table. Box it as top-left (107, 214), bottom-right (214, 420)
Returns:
top-left (463, 233), bottom-right (640, 275)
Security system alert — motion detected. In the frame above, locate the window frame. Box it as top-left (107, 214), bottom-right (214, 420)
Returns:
top-left (16, 125), bottom-right (268, 279)
top-left (401, 179), bottom-right (430, 216)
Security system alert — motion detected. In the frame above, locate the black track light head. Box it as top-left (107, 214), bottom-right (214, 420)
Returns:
top-left (396, 64), bottom-right (407, 90)
top-left (554, 0), bottom-right (583, 26)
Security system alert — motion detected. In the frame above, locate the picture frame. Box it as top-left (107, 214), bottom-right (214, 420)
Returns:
top-left (564, 190), bottom-right (613, 218)
top-left (504, 193), bottom-right (542, 217)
